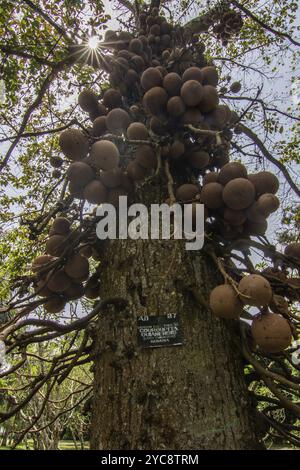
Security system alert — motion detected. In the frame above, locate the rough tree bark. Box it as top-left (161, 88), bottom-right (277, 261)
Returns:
top-left (90, 180), bottom-right (262, 450)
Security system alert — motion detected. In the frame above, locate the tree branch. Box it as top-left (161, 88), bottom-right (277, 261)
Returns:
top-left (22, 0), bottom-right (71, 43)
top-left (0, 60), bottom-right (67, 173)
top-left (239, 124), bottom-right (300, 198)
top-left (231, 1), bottom-right (300, 48)
top-left (0, 45), bottom-right (54, 66)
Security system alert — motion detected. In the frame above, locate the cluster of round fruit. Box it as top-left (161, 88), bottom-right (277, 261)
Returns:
top-left (32, 217), bottom-right (101, 313)
top-left (59, 117), bottom-right (133, 205)
top-left (212, 9), bottom-right (244, 46)
top-left (189, 2), bottom-right (244, 46)
top-left (210, 274), bottom-right (292, 353)
top-left (174, 162), bottom-right (280, 237)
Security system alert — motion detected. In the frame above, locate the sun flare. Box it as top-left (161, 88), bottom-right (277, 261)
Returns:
top-left (88, 36), bottom-right (99, 49)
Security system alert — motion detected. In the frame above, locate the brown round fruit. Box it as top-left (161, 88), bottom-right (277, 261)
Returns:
top-left (106, 108), bottom-right (131, 133)
top-left (83, 180), bottom-right (108, 204)
top-left (230, 81), bottom-right (242, 94)
top-left (167, 96), bottom-right (186, 117)
top-left (182, 67), bottom-right (203, 84)
top-left (50, 156), bottom-right (63, 168)
top-left (251, 312), bottom-right (292, 353)
top-left (52, 217), bottom-right (71, 235)
top-left (67, 161), bottom-right (94, 187)
top-left (163, 73), bottom-right (182, 96)
top-left (65, 254), bottom-right (89, 280)
top-left (85, 283), bottom-right (100, 299)
top-left (136, 145), bottom-right (157, 169)
top-left (176, 184), bottom-right (199, 202)
top-left (284, 242), bottom-right (300, 260)
top-left (127, 122), bottom-right (149, 140)
top-left (90, 140), bottom-right (119, 171)
top-left (79, 245), bottom-right (93, 258)
top-left (129, 38), bottom-right (143, 54)
top-left (126, 161), bottom-right (148, 180)
top-left (46, 235), bottom-right (66, 256)
top-left (59, 129), bottom-right (89, 161)
top-left (202, 66), bottom-right (218, 86)
top-left (143, 87), bottom-right (168, 115)
top-left (181, 80), bottom-right (204, 106)
top-left (244, 219), bottom-right (268, 236)
top-left (222, 178), bottom-right (255, 210)
top-left (103, 88), bottom-right (122, 109)
top-left (201, 182), bottom-right (224, 209)
top-left (141, 67), bottom-right (162, 90)
top-left (238, 274), bottom-right (272, 307)
top-left (65, 282), bottom-right (85, 301)
top-left (256, 194), bottom-right (280, 217)
top-left (181, 108), bottom-right (203, 125)
top-left (93, 116), bottom-right (107, 136)
top-left (169, 140), bottom-right (185, 159)
top-left (198, 85), bottom-right (219, 113)
top-left (223, 208), bottom-right (246, 226)
top-left (47, 269), bottom-right (71, 293)
top-left (78, 89), bottom-right (98, 112)
top-left (246, 202), bottom-right (267, 223)
top-left (208, 105), bottom-right (231, 129)
top-left (35, 278), bottom-right (52, 297)
top-left (187, 150), bottom-right (210, 169)
top-left (210, 284), bottom-right (243, 319)
top-left (248, 171), bottom-right (279, 196)
top-left (32, 255), bottom-right (54, 273)
top-left (99, 168), bottom-right (122, 188)
top-left (218, 162), bottom-right (247, 185)
top-left (44, 296), bottom-right (66, 314)
top-left (203, 172), bottom-right (219, 185)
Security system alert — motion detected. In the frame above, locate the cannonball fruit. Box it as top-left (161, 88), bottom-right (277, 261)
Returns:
top-left (106, 108), bottom-right (131, 133)
top-left (103, 89), bottom-right (122, 109)
top-left (143, 87), bottom-right (168, 115)
top-left (176, 184), bottom-right (199, 202)
top-left (127, 122), bottom-right (149, 140)
top-left (222, 178), bottom-right (255, 210)
top-left (201, 182), bottom-right (224, 209)
top-left (163, 73), bottom-right (182, 96)
top-left (285, 242), bottom-right (300, 260)
top-left (181, 80), bottom-right (204, 106)
top-left (218, 162), bottom-right (247, 185)
top-left (248, 172), bottom-right (279, 196)
top-left (141, 67), bottom-right (162, 90)
top-left (256, 194), bottom-right (280, 217)
top-left (238, 274), bottom-right (272, 307)
top-left (198, 85), bottom-right (219, 113)
top-left (251, 312), bottom-right (292, 353)
top-left (83, 180), bottom-right (108, 204)
top-left (90, 140), bottom-right (119, 171)
top-left (44, 296), bottom-right (66, 314)
top-left (202, 66), bottom-right (218, 86)
top-left (65, 254), bottom-right (89, 280)
top-left (59, 129), bottom-right (89, 161)
top-left (78, 90), bottom-right (98, 112)
top-left (47, 269), bottom-right (71, 293)
top-left (187, 150), bottom-right (210, 169)
top-left (182, 67), bottom-right (203, 83)
top-left (210, 284), bottom-right (243, 319)
top-left (32, 255), bottom-right (54, 273)
top-left (67, 162), bottom-right (94, 187)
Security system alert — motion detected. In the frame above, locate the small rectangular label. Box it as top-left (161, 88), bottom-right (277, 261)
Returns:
top-left (137, 313), bottom-right (183, 348)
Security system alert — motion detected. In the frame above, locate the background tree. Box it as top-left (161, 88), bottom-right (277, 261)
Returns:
top-left (0, 0), bottom-right (299, 450)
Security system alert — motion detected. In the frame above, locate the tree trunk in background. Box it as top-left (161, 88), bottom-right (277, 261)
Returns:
top-left (90, 232), bottom-right (262, 449)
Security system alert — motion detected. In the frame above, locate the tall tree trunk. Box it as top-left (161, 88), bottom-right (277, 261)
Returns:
top-left (90, 234), bottom-right (262, 449)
